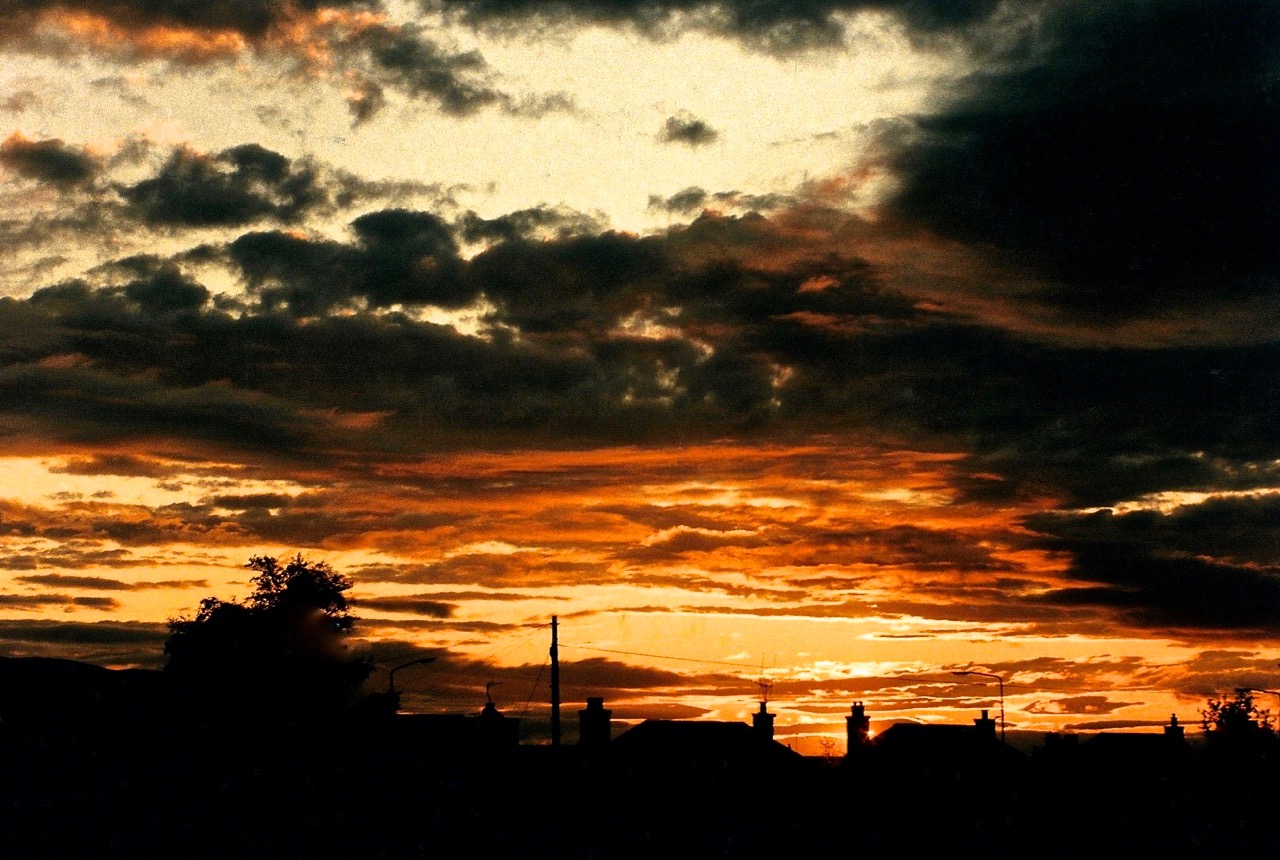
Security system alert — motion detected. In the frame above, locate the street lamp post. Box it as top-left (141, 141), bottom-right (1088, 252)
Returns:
top-left (953, 669), bottom-right (1006, 744)
top-left (388, 656), bottom-right (436, 701)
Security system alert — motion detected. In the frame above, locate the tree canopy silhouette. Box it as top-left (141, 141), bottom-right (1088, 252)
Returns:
top-left (1201, 689), bottom-right (1276, 747)
top-left (165, 554), bottom-right (371, 725)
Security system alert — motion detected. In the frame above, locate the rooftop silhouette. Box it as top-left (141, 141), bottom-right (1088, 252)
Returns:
top-left (3, 654), bottom-right (1279, 858)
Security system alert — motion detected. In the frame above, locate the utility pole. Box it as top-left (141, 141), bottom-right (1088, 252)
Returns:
top-left (550, 615), bottom-right (561, 748)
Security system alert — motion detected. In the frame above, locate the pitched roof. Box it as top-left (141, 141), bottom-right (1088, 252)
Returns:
top-left (611, 719), bottom-right (801, 766)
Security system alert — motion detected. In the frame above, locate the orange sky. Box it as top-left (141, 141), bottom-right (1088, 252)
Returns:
top-left (3, 434), bottom-right (1276, 752)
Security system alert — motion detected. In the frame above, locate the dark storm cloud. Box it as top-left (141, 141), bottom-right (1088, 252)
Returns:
top-left (0, 619), bottom-right (168, 665)
top-left (1024, 500), bottom-right (1280, 632)
top-left (359, 23), bottom-right (501, 115)
top-left (657, 113), bottom-right (718, 147)
top-left (399, 652), bottom-right (710, 699)
top-left (464, 229), bottom-right (669, 331)
top-left (430, 0), bottom-right (1004, 53)
top-left (205, 492), bottom-right (296, 510)
top-left (366, 554), bottom-right (605, 587)
top-left (0, 278), bottom-right (329, 449)
top-left (1033, 547), bottom-right (1280, 633)
top-left (230, 208), bottom-right (467, 312)
top-left (618, 527), bottom-right (771, 561)
top-left (0, 592), bottom-right (120, 610)
top-left (647, 186), bottom-right (793, 215)
top-left (1024, 695), bottom-right (1136, 716)
top-left (0, 489), bottom-right (458, 551)
top-left (617, 520), bottom-right (1014, 574)
top-left (113, 258), bottom-right (211, 312)
top-left (51, 454), bottom-right (186, 478)
top-left (0, 1), bottom-right (560, 119)
top-left (358, 588), bottom-right (548, 602)
top-left (458, 205), bottom-right (606, 244)
top-left (1160, 649), bottom-right (1280, 700)
top-left (0, 0), bottom-right (376, 40)
top-left (0, 136), bottom-right (443, 269)
top-left (882, 0), bottom-right (1280, 317)
top-left (356, 23), bottom-right (572, 117)
top-left (0, 134), bottom-right (101, 188)
top-left (120, 144), bottom-right (329, 227)
top-left (15, 574), bottom-right (205, 589)
top-left (355, 594), bottom-right (456, 616)
top-left (0, 544), bottom-right (136, 570)
top-left (800, 524), bottom-right (1016, 573)
top-left (0, 618), bottom-right (165, 645)
top-left (620, 570), bottom-right (808, 603)
top-left (780, 319), bottom-right (1280, 508)
top-left (1029, 495), bottom-right (1280, 569)
top-left (650, 186), bottom-right (713, 214)
top-left (7, 204), bottom-right (1280, 492)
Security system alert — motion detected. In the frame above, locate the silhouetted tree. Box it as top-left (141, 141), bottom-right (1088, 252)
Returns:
top-left (1201, 690), bottom-right (1275, 742)
top-left (165, 554), bottom-right (371, 727)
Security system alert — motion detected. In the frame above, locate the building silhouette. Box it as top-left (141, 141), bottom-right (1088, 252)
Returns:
top-left (3, 656), bottom-right (1280, 858)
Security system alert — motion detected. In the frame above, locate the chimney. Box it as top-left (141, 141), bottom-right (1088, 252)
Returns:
top-left (846, 701), bottom-right (871, 753)
top-left (752, 701), bottom-right (776, 741)
top-left (578, 697), bottom-right (612, 748)
top-left (476, 699), bottom-right (520, 749)
top-left (974, 709), bottom-right (997, 740)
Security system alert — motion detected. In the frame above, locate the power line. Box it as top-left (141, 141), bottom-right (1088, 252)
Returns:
top-left (520, 658), bottom-right (547, 720)
top-left (561, 643), bottom-right (758, 670)
top-left (405, 622), bottom-right (550, 698)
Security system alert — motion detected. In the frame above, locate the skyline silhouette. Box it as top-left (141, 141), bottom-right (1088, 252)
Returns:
top-left (4, 645), bottom-right (1279, 858)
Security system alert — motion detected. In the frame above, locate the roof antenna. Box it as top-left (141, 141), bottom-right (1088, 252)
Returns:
top-left (753, 670), bottom-right (777, 740)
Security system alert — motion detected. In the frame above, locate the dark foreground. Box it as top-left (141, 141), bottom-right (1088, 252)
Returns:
top-left (3, 659), bottom-right (1278, 858)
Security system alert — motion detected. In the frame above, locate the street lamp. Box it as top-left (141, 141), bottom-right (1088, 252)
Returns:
top-left (388, 656), bottom-right (436, 698)
top-left (953, 669), bottom-right (1005, 744)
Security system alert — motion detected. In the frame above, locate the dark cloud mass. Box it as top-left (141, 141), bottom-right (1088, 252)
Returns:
top-left (647, 186), bottom-right (793, 215)
top-left (658, 113), bottom-right (719, 147)
top-left (120, 144), bottom-right (329, 227)
top-left (353, 23), bottom-right (572, 117)
top-left (0, 0), bottom-right (558, 118)
top-left (0, 134), bottom-right (101, 188)
top-left (883, 0), bottom-right (1280, 316)
top-left (5, 205), bottom-right (1280, 497)
top-left (1025, 500), bottom-right (1280, 632)
top-left (0, 0), bottom-right (376, 40)
top-left (231, 207), bottom-right (468, 312)
top-left (431, 0), bottom-right (1004, 52)
top-left (458, 205), bottom-right (606, 244)
top-left (355, 595), bottom-right (457, 616)
top-left (0, 620), bottom-right (168, 666)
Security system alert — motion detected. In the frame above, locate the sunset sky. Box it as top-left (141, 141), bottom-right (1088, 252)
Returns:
top-left (2, 0), bottom-right (1279, 751)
